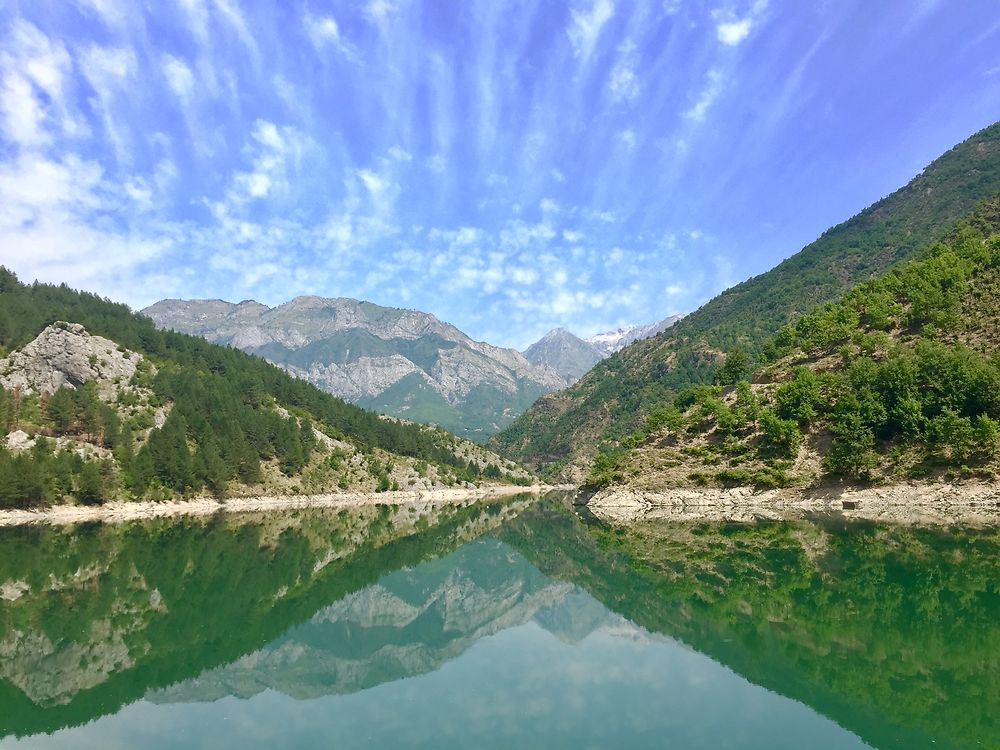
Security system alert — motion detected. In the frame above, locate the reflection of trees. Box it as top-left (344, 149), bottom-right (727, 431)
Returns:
top-left (0, 498), bottom-right (527, 738)
top-left (501, 503), bottom-right (1000, 750)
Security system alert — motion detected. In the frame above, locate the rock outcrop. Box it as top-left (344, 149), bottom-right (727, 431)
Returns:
top-left (0, 322), bottom-right (139, 398)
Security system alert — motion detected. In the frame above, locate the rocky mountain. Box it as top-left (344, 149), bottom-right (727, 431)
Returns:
top-left (143, 296), bottom-right (566, 441)
top-left (523, 329), bottom-right (602, 382)
top-left (492, 120), bottom-right (1000, 481)
top-left (0, 322), bottom-right (138, 398)
top-left (523, 315), bottom-right (684, 383)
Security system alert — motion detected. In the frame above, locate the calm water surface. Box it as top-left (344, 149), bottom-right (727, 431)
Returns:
top-left (1, 495), bottom-right (997, 749)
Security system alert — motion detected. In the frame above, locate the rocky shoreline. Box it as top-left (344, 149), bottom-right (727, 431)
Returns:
top-left (0, 484), bottom-right (548, 527)
top-left (585, 481), bottom-right (1000, 526)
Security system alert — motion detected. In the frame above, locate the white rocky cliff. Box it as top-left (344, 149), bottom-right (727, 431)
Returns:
top-left (0, 322), bottom-right (139, 398)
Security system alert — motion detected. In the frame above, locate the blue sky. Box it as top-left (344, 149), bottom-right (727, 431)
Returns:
top-left (1, 1), bottom-right (998, 349)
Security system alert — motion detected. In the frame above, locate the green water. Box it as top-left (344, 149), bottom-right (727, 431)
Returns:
top-left (1, 496), bottom-right (997, 749)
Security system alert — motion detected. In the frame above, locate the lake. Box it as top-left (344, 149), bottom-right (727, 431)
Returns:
top-left (1, 493), bottom-right (997, 749)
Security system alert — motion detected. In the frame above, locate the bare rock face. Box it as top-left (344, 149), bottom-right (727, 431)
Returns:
top-left (0, 322), bottom-right (139, 397)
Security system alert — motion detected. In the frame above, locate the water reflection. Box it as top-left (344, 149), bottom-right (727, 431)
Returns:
top-left (1, 495), bottom-right (997, 749)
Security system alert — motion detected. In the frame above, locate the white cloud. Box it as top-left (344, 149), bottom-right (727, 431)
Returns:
top-left (428, 154), bottom-right (446, 174)
top-left (716, 18), bottom-right (751, 45)
top-left (366, 0), bottom-right (397, 29)
top-left (74, 0), bottom-right (128, 28)
top-left (80, 45), bottom-right (137, 161)
top-left (306, 15), bottom-right (341, 45)
top-left (619, 129), bottom-right (637, 149)
top-left (81, 45), bottom-right (136, 86)
top-left (0, 74), bottom-right (46, 147)
top-left (607, 40), bottom-right (640, 103)
top-left (713, 1), bottom-right (768, 46)
top-left (304, 13), bottom-right (354, 56)
top-left (661, 0), bottom-right (683, 15)
top-left (683, 68), bottom-right (725, 122)
top-left (162, 55), bottom-right (194, 98)
top-left (177, 0), bottom-right (211, 45)
top-left (568, 0), bottom-right (615, 59)
top-left (563, 229), bottom-right (584, 243)
top-left (0, 21), bottom-right (76, 146)
top-left (212, 0), bottom-right (259, 57)
top-left (0, 152), bottom-right (170, 299)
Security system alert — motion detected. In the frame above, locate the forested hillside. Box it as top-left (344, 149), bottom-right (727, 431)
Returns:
top-left (0, 271), bottom-right (530, 508)
top-left (585, 200), bottom-right (1000, 491)
top-left (493, 121), bottom-right (1000, 479)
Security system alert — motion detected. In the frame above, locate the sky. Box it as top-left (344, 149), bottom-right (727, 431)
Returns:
top-left (1, 1), bottom-right (998, 350)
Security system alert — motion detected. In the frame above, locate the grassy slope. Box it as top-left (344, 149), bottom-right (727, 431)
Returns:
top-left (492, 121), bottom-right (1000, 479)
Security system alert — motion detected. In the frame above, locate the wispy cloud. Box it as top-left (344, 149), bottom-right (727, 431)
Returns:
top-left (683, 68), bottom-right (725, 122)
top-left (712, 1), bottom-right (768, 46)
top-left (161, 54), bottom-right (194, 98)
top-left (0, 0), bottom-right (993, 347)
top-left (567, 0), bottom-right (615, 59)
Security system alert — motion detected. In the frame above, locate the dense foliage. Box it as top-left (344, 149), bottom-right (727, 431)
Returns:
top-left (494, 121), bottom-right (1000, 476)
top-left (0, 269), bottom-right (514, 506)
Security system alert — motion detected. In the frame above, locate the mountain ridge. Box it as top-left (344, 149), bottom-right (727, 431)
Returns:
top-left (143, 295), bottom-right (566, 441)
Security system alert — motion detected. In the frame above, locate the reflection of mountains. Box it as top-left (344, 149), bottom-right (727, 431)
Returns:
top-left (0, 497), bottom-right (537, 738)
top-left (149, 540), bottom-right (618, 703)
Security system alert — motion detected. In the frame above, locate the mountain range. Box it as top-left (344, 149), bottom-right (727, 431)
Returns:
top-left (143, 296), bottom-right (680, 440)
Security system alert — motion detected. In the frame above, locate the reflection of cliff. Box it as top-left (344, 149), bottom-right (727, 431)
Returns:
top-left (0, 496), bottom-right (533, 739)
top-left (149, 540), bottom-right (617, 704)
top-left (500, 503), bottom-right (1000, 750)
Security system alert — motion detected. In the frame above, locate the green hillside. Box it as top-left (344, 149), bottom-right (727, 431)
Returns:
top-left (492, 121), bottom-right (1000, 479)
top-left (0, 271), bottom-right (530, 507)
top-left (584, 200), bottom-right (1000, 491)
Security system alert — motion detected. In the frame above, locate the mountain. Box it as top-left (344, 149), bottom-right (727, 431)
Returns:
top-left (583, 200), bottom-right (1000, 493)
top-left (0, 270), bottom-right (531, 509)
top-left (584, 315), bottom-right (684, 357)
top-left (143, 296), bottom-right (566, 441)
top-left (492, 120), bottom-right (1000, 481)
top-left (523, 329), bottom-right (603, 382)
top-left (523, 315), bottom-right (684, 382)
